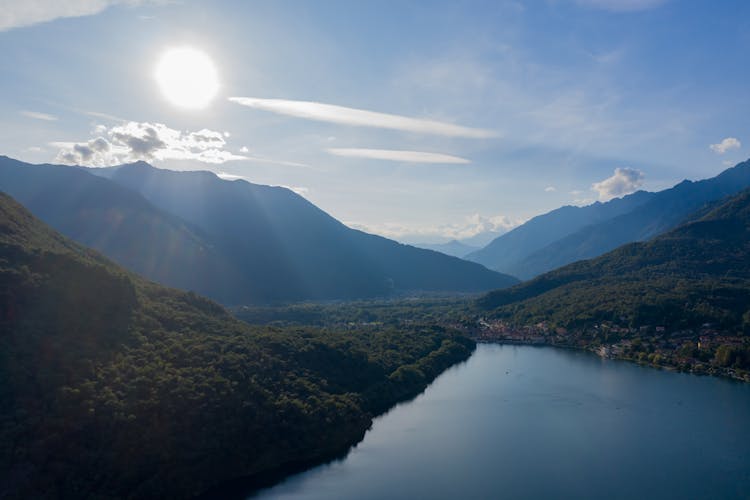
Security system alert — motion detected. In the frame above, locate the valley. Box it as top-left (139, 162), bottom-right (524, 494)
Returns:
top-left (4, 3), bottom-right (750, 499)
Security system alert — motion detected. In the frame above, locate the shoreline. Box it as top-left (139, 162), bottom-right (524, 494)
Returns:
top-left (473, 336), bottom-right (750, 383)
top-left (194, 338), bottom-right (476, 499)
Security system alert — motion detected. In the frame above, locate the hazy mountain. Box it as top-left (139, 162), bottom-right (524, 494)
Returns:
top-left (0, 157), bottom-right (516, 303)
top-left (468, 159), bottom-right (750, 279)
top-left (0, 190), bottom-right (474, 498)
top-left (478, 187), bottom-right (750, 331)
top-left (459, 230), bottom-right (505, 248)
top-left (466, 190), bottom-right (656, 274)
top-left (0, 156), bottom-right (244, 301)
top-left (507, 159), bottom-right (750, 279)
top-left (414, 239), bottom-right (479, 258)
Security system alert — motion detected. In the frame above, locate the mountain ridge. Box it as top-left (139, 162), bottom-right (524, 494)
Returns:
top-left (466, 189), bottom-right (656, 274)
top-left (477, 187), bottom-right (750, 332)
top-left (0, 156), bottom-right (517, 303)
top-left (468, 159), bottom-right (750, 279)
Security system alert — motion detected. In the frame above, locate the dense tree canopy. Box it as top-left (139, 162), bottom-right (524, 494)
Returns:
top-left (0, 192), bottom-right (473, 499)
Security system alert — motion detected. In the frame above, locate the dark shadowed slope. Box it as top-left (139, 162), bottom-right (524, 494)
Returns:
top-left (0, 190), bottom-right (475, 499)
top-left (98, 160), bottom-right (518, 300)
top-left (0, 156), bottom-right (516, 303)
top-left (478, 188), bottom-right (750, 331)
top-left (466, 190), bottom-right (655, 274)
top-left (0, 156), bottom-right (244, 302)
top-left (509, 159), bottom-right (750, 279)
top-left (468, 159), bottom-right (750, 280)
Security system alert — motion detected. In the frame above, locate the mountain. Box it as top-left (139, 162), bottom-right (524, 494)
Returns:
top-left (466, 190), bottom-right (656, 275)
top-left (0, 156), bottom-right (517, 303)
top-left (456, 230), bottom-right (504, 248)
top-left (0, 156), bottom-right (244, 301)
top-left (0, 190), bottom-right (474, 498)
top-left (414, 239), bottom-right (479, 258)
top-left (477, 187), bottom-right (750, 332)
top-left (468, 159), bottom-right (750, 279)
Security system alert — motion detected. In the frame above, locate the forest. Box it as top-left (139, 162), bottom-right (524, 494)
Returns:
top-left (0, 192), bottom-right (473, 499)
top-left (475, 190), bottom-right (750, 378)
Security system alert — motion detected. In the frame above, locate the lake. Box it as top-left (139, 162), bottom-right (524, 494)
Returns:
top-left (253, 344), bottom-right (750, 499)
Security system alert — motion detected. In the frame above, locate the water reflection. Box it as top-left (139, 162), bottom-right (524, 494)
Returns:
top-left (254, 344), bottom-right (750, 500)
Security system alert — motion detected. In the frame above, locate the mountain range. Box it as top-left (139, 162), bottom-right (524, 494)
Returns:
top-left (468, 159), bottom-right (750, 279)
top-left (478, 186), bottom-right (750, 331)
top-left (0, 156), bottom-right (517, 304)
top-left (414, 239), bottom-right (479, 258)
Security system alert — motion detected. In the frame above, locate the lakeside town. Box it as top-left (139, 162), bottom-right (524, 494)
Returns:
top-left (469, 318), bottom-right (750, 383)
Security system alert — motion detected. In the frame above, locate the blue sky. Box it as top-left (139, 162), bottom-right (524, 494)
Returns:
top-left (1, 0), bottom-right (749, 243)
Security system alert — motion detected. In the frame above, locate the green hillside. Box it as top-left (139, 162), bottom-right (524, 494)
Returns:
top-left (469, 159), bottom-right (750, 280)
top-left (0, 191), bottom-right (474, 499)
top-left (476, 189), bottom-right (750, 378)
top-left (479, 189), bottom-right (750, 329)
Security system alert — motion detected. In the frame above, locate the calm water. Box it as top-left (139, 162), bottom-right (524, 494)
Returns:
top-left (253, 344), bottom-right (750, 500)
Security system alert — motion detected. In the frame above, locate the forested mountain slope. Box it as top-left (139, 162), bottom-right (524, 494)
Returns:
top-left (478, 188), bottom-right (750, 331)
top-left (0, 191), bottom-right (474, 499)
top-left (469, 159), bottom-right (750, 279)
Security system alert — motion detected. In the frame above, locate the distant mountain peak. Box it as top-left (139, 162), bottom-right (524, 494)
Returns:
top-left (0, 155), bottom-right (517, 302)
top-left (468, 158), bottom-right (750, 279)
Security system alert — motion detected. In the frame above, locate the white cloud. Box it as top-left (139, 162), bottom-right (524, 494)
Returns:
top-left (229, 97), bottom-right (498, 138)
top-left (239, 146), bottom-right (249, 153)
top-left (574, 0), bottom-right (667, 12)
top-left (216, 172), bottom-right (246, 181)
top-left (280, 185), bottom-right (310, 197)
top-left (573, 197), bottom-right (596, 206)
top-left (85, 110), bottom-right (126, 122)
top-left (709, 137), bottom-right (741, 155)
top-left (349, 213), bottom-right (524, 242)
top-left (591, 167), bottom-right (644, 201)
top-left (20, 110), bottom-right (58, 121)
top-left (245, 156), bottom-right (311, 168)
top-left (327, 148), bottom-right (470, 164)
top-left (53, 121), bottom-right (246, 166)
top-left (0, 0), bottom-right (157, 31)
top-left (544, 186), bottom-right (556, 192)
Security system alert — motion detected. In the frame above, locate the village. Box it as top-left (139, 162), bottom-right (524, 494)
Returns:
top-left (468, 318), bottom-right (750, 382)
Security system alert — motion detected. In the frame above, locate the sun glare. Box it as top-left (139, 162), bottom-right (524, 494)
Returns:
top-left (155, 47), bottom-right (219, 109)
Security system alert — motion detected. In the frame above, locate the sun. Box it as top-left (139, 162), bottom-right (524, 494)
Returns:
top-left (155, 47), bottom-right (219, 109)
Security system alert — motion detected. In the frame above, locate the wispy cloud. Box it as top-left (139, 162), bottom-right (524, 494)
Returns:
top-left (327, 148), bottom-right (470, 164)
top-left (20, 110), bottom-right (58, 121)
top-left (709, 137), bottom-right (741, 155)
top-left (544, 186), bottom-right (556, 192)
top-left (245, 155), bottom-right (312, 168)
top-left (0, 0), bottom-right (157, 31)
top-left (53, 121), bottom-right (246, 166)
top-left (84, 110), bottom-right (127, 122)
top-left (591, 167), bottom-right (644, 201)
top-left (229, 97), bottom-right (498, 138)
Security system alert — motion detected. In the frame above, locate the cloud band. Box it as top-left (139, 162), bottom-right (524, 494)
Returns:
top-left (229, 97), bottom-right (498, 138)
top-left (327, 148), bottom-right (470, 164)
